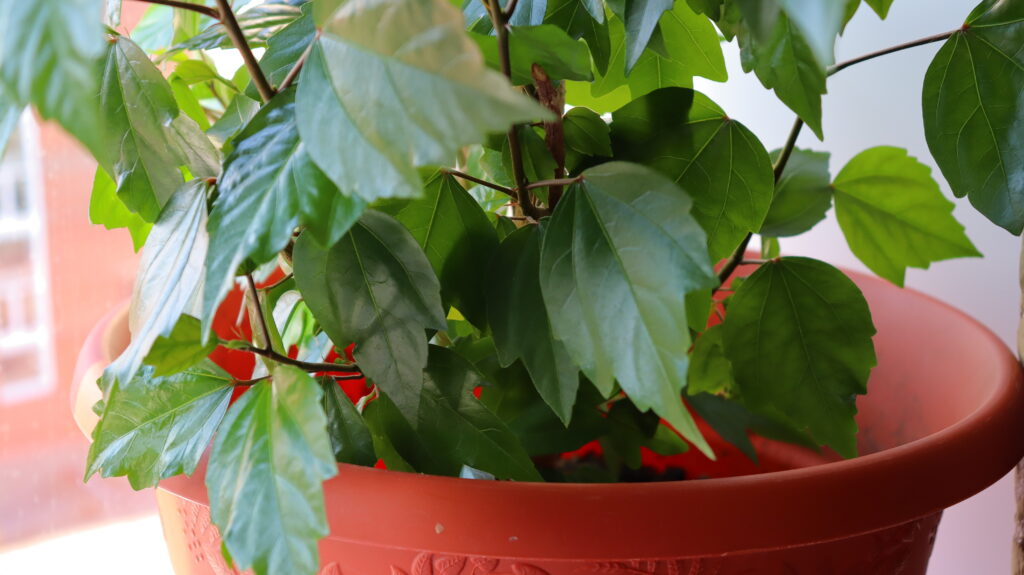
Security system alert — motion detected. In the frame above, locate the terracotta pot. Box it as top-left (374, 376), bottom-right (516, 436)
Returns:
top-left (73, 267), bottom-right (1024, 575)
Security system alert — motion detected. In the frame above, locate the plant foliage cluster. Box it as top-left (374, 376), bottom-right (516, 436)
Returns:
top-left (1, 0), bottom-right (1021, 573)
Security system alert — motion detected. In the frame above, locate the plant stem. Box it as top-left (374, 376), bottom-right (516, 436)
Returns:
top-left (828, 30), bottom-right (957, 77)
top-left (214, 0), bottom-right (275, 103)
top-left (260, 273), bottom-right (294, 292)
top-left (245, 273), bottom-right (274, 348)
top-left (242, 345), bottom-right (364, 376)
top-left (277, 39), bottom-right (315, 93)
top-left (442, 168), bottom-right (516, 198)
top-left (525, 176), bottom-right (582, 191)
top-left (715, 234), bottom-right (753, 287)
top-left (487, 0), bottom-right (541, 219)
top-left (128, 0), bottom-right (219, 19)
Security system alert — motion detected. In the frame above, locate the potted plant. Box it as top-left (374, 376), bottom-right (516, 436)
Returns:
top-left (5, 0), bottom-right (1024, 572)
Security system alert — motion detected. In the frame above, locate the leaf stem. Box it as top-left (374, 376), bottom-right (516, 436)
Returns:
top-left (259, 273), bottom-right (294, 292)
top-left (525, 176), bottom-right (583, 191)
top-left (828, 30), bottom-right (957, 77)
top-left (245, 273), bottom-right (275, 347)
top-left (277, 38), bottom-right (316, 93)
top-left (442, 168), bottom-right (516, 198)
top-left (241, 345), bottom-right (364, 376)
top-left (127, 0), bottom-right (219, 19)
top-left (214, 0), bottom-right (275, 103)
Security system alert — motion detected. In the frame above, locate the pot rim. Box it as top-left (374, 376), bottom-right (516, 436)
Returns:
top-left (78, 267), bottom-right (1024, 559)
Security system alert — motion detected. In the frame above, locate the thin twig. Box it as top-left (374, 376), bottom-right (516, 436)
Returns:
top-left (128, 0), bottom-right (219, 19)
top-left (214, 0), bottom-right (275, 103)
top-left (233, 375), bottom-right (271, 387)
top-left (739, 259), bottom-right (769, 265)
top-left (245, 273), bottom-right (274, 348)
top-left (772, 117), bottom-right (804, 181)
top-left (442, 168), bottom-right (516, 198)
top-left (242, 345), bottom-right (364, 376)
top-left (525, 176), bottom-right (582, 191)
top-left (828, 30), bottom-right (957, 77)
top-left (260, 273), bottom-right (294, 292)
top-left (277, 38), bottom-right (316, 93)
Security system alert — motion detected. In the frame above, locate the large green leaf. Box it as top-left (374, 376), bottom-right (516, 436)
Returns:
top-left (253, 2), bottom-right (316, 98)
top-left (740, 12), bottom-right (826, 139)
top-left (382, 172), bottom-right (498, 328)
top-left (105, 180), bottom-right (211, 389)
top-left (293, 211), bottom-right (447, 421)
top-left (463, 0), bottom-right (551, 32)
top-left (207, 366), bottom-right (336, 575)
top-left (320, 378), bottom-right (377, 466)
top-left (296, 0), bottom-right (549, 201)
top-left (539, 162), bottom-right (717, 455)
top-left (833, 146), bottom-right (979, 286)
top-left (687, 323), bottom-right (733, 396)
top-left (721, 257), bottom-right (876, 457)
top-left (89, 167), bottom-right (152, 251)
top-left (545, 0), bottom-right (611, 74)
top-left (0, 0), bottom-right (105, 157)
top-left (617, 0), bottom-right (675, 73)
top-left (171, 3), bottom-right (302, 53)
top-left (564, 106), bottom-right (612, 157)
top-left (922, 0), bottom-right (1024, 234)
top-left (86, 361), bottom-right (233, 490)
top-left (610, 88), bottom-right (774, 261)
top-left (760, 148), bottom-right (832, 237)
top-left (489, 226), bottom-right (580, 425)
top-left (776, 0), bottom-right (844, 66)
top-left (473, 25), bottom-right (594, 84)
top-left (100, 37), bottom-right (219, 221)
top-left (202, 89), bottom-right (365, 333)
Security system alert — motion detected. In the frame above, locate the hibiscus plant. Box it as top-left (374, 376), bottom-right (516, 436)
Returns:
top-left (1, 0), bottom-right (1021, 573)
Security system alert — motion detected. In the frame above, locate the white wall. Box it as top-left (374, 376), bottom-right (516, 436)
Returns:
top-left (695, 1), bottom-right (1020, 572)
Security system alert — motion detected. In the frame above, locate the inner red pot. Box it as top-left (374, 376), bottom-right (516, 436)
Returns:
top-left (75, 264), bottom-right (1024, 574)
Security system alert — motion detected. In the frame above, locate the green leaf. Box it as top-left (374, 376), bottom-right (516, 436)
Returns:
top-left (721, 257), bottom-right (876, 457)
top-left (489, 226), bottom-right (580, 425)
top-left (144, 315), bottom-right (219, 376)
top-left (293, 210), bottom-right (447, 421)
top-left (864, 0), bottom-right (893, 19)
top-left (833, 146), bottom-right (980, 286)
top-left (508, 0), bottom-right (549, 27)
top-left (0, 0), bottom-right (105, 157)
top-left (207, 366), bottom-right (336, 575)
top-left (100, 37), bottom-right (219, 221)
top-left (173, 60), bottom-right (222, 85)
top-left (545, 0), bottom-right (611, 74)
top-left (760, 148), bottom-right (832, 237)
top-left (89, 167), bottom-right (152, 251)
top-left (687, 324), bottom-right (733, 396)
top-left (169, 77), bottom-right (210, 131)
top-left (320, 378), bottom-right (377, 466)
top-left (105, 180), bottom-right (210, 388)
top-left (776, 0), bottom-right (844, 66)
top-left (473, 25), bottom-right (593, 84)
top-left (207, 94), bottom-right (261, 150)
top-left (922, 0), bottom-right (1024, 234)
top-left (86, 361), bottom-right (233, 490)
top-left (610, 88), bottom-right (774, 261)
top-left (414, 346), bottom-right (541, 480)
top-left (172, 3), bottom-right (302, 53)
top-left (618, 0), bottom-right (675, 73)
top-left (202, 89), bottom-right (365, 333)
top-left (361, 390), bottom-right (423, 473)
top-left (384, 172), bottom-right (498, 328)
top-left (296, 0), bottom-right (549, 201)
top-left (463, 0), bottom-right (550, 31)
top-left (740, 12), bottom-right (826, 139)
top-left (540, 162), bottom-right (717, 456)
top-left (563, 106), bottom-right (612, 158)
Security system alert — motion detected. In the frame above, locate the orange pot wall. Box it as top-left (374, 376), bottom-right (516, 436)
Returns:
top-left (75, 266), bottom-right (1024, 574)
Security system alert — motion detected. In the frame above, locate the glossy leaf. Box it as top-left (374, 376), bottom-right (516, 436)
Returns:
top-left (105, 180), bottom-right (211, 388)
top-left (296, 0), bottom-right (549, 201)
top-left (172, 3), bottom-right (302, 53)
top-left (721, 257), bottom-right (876, 456)
top-left (610, 88), bottom-right (774, 261)
top-left (473, 25), bottom-right (593, 84)
top-left (539, 162), bottom-right (717, 455)
top-left (760, 148), bottom-right (832, 237)
top-left (777, 0), bottom-right (844, 66)
top-left (89, 167), bottom-right (152, 251)
top-left (740, 13), bottom-right (826, 139)
top-left (0, 0), bottom-right (105, 157)
top-left (100, 37), bottom-right (218, 221)
top-left (320, 379), bottom-right (376, 466)
top-left (488, 226), bottom-right (580, 424)
top-left (563, 106), bottom-right (612, 158)
top-left (463, 0), bottom-right (550, 32)
top-left (86, 361), bottom-right (233, 490)
top-left (202, 89), bottom-right (365, 333)
top-left (293, 211), bottom-right (447, 421)
top-left (384, 172), bottom-right (498, 328)
top-left (922, 0), bottom-right (1024, 233)
top-left (207, 95), bottom-right (260, 150)
top-left (144, 315), bottom-right (219, 376)
top-left (545, 0), bottom-right (611, 74)
top-left (833, 146), bottom-right (980, 286)
top-left (253, 2), bottom-right (316, 99)
top-left (618, 0), bottom-right (675, 73)
top-left (207, 367), bottom-right (336, 575)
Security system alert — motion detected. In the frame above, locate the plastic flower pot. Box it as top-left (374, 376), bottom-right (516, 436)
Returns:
top-left (72, 265), bottom-right (1024, 575)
